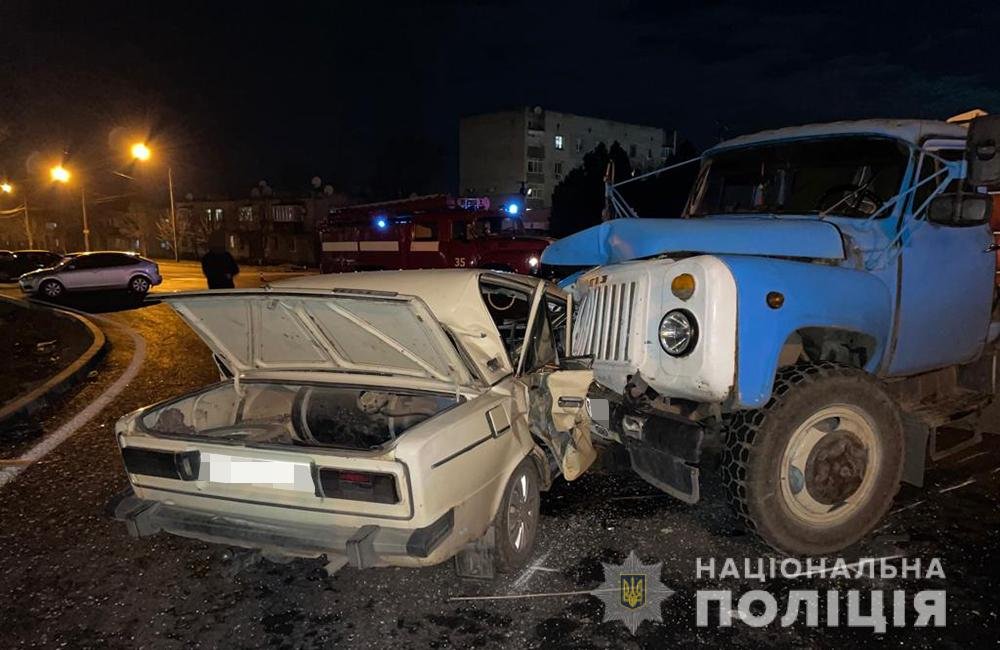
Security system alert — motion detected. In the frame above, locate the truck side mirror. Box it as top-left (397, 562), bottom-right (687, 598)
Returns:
top-left (966, 115), bottom-right (1000, 188)
top-left (927, 193), bottom-right (992, 226)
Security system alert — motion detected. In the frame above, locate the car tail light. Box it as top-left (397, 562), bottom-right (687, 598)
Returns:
top-left (317, 468), bottom-right (399, 504)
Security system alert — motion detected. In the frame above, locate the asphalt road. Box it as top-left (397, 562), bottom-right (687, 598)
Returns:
top-left (1, 264), bottom-right (999, 648)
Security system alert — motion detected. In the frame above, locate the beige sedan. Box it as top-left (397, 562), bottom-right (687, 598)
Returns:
top-left (110, 270), bottom-right (596, 576)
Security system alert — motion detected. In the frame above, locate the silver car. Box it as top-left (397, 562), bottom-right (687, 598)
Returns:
top-left (19, 251), bottom-right (162, 299)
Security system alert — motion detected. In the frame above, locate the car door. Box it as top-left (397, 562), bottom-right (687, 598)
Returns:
top-left (515, 281), bottom-right (596, 480)
top-left (59, 254), bottom-right (102, 289)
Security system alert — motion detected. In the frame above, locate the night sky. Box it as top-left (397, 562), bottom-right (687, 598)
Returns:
top-left (2, 0), bottom-right (999, 200)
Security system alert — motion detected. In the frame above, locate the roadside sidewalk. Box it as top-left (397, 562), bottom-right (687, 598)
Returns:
top-left (0, 297), bottom-right (108, 426)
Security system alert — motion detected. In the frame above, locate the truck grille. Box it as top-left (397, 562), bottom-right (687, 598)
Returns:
top-left (573, 280), bottom-right (639, 362)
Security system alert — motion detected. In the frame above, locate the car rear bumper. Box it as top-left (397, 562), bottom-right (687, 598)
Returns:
top-left (110, 488), bottom-right (455, 568)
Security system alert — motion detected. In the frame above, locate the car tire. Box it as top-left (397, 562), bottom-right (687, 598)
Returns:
top-left (128, 275), bottom-right (151, 295)
top-left (722, 362), bottom-right (904, 556)
top-left (39, 279), bottom-right (65, 300)
top-left (493, 457), bottom-right (541, 573)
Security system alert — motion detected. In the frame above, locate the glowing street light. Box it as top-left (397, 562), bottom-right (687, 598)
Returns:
top-left (50, 165), bottom-right (71, 183)
top-left (131, 142), bottom-right (151, 161)
top-left (131, 142), bottom-right (179, 261)
top-left (1, 182), bottom-right (12, 194)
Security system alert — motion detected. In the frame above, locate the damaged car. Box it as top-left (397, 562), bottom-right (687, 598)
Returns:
top-left (110, 270), bottom-right (596, 576)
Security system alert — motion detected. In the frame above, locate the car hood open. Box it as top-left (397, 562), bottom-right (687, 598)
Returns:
top-left (162, 289), bottom-right (475, 388)
top-left (540, 216), bottom-right (847, 266)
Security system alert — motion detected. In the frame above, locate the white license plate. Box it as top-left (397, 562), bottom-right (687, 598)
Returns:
top-left (203, 453), bottom-right (314, 492)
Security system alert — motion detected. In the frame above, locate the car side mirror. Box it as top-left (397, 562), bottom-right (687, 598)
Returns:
top-left (927, 193), bottom-right (992, 226)
top-left (967, 115), bottom-right (1000, 189)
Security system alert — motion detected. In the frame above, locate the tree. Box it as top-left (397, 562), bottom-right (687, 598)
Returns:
top-left (549, 142), bottom-right (632, 238)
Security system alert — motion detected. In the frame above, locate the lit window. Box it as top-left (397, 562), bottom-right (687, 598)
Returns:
top-left (238, 206), bottom-right (255, 221)
top-left (214, 208), bottom-right (223, 222)
top-left (554, 135), bottom-right (564, 150)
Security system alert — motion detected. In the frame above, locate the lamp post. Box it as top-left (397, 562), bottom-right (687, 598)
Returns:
top-left (1, 182), bottom-right (33, 247)
top-left (131, 142), bottom-right (178, 261)
top-left (50, 165), bottom-right (89, 251)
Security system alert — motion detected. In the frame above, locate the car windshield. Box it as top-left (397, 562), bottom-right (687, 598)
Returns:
top-left (687, 136), bottom-right (910, 218)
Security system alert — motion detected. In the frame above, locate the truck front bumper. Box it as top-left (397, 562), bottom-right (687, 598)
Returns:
top-left (614, 404), bottom-right (705, 504)
top-left (110, 488), bottom-right (454, 568)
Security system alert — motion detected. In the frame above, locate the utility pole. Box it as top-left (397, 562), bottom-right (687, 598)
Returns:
top-left (23, 198), bottom-right (33, 248)
top-left (81, 187), bottom-right (90, 251)
top-left (168, 167), bottom-right (178, 261)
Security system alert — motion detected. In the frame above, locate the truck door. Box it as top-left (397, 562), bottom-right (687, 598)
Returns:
top-left (888, 142), bottom-right (997, 374)
top-left (447, 218), bottom-right (478, 268)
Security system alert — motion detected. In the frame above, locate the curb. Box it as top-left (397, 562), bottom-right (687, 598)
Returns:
top-left (0, 296), bottom-right (109, 426)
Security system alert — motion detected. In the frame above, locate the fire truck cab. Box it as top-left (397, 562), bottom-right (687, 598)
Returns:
top-left (320, 195), bottom-right (552, 276)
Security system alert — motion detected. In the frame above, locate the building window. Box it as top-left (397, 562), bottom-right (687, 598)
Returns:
top-left (647, 148), bottom-right (653, 160)
top-left (554, 161), bottom-right (564, 177)
top-left (288, 238), bottom-right (296, 252)
top-left (527, 159), bottom-right (544, 174)
top-left (238, 206), bottom-right (255, 221)
top-left (629, 144), bottom-right (637, 158)
top-left (554, 135), bottom-right (564, 150)
top-left (204, 208), bottom-right (212, 221)
top-left (575, 137), bottom-right (583, 153)
top-left (229, 234), bottom-right (237, 249)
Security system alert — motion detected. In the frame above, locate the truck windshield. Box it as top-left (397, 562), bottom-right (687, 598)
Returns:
top-left (688, 136), bottom-right (909, 218)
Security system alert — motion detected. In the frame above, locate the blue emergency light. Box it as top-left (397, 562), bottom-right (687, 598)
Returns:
top-left (505, 202), bottom-right (520, 216)
top-left (374, 215), bottom-right (389, 230)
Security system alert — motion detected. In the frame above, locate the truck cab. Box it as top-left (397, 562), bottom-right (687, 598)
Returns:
top-left (543, 118), bottom-right (1000, 555)
top-left (320, 195), bottom-right (551, 275)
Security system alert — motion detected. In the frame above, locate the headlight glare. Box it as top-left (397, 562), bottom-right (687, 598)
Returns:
top-left (658, 309), bottom-right (698, 356)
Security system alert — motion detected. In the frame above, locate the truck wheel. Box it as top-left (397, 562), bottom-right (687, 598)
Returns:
top-left (722, 363), bottom-right (904, 555)
top-left (493, 457), bottom-right (541, 572)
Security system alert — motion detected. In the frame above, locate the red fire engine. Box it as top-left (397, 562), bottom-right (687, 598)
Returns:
top-left (320, 194), bottom-right (552, 275)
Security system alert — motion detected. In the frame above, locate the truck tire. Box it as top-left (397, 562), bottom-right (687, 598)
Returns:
top-left (722, 363), bottom-right (904, 556)
top-left (493, 457), bottom-right (541, 572)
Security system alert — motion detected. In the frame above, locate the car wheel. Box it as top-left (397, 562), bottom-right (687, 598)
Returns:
top-left (722, 363), bottom-right (904, 556)
top-left (39, 279), bottom-right (64, 299)
top-left (493, 457), bottom-right (541, 572)
top-left (128, 275), bottom-right (151, 295)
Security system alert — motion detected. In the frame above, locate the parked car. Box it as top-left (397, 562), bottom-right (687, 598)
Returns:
top-left (110, 270), bottom-right (596, 575)
top-left (0, 250), bottom-right (65, 282)
top-left (18, 251), bottom-right (162, 299)
top-left (544, 117), bottom-right (1000, 556)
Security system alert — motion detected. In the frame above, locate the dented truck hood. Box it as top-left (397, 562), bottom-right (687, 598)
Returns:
top-left (161, 289), bottom-right (475, 388)
top-left (540, 216), bottom-right (847, 266)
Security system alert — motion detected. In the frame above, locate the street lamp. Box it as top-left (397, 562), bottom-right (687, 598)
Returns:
top-left (0, 181), bottom-right (32, 247)
top-left (50, 164), bottom-right (90, 251)
top-left (131, 142), bottom-right (178, 261)
top-left (131, 142), bottom-right (151, 162)
top-left (50, 165), bottom-right (71, 183)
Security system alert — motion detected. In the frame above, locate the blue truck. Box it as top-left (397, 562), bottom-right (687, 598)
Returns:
top-left (543, 118), bottom-right (1000, 555)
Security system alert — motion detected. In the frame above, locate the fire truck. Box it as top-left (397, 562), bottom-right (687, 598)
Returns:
top-left (319, 194), bottom-right (552, 275)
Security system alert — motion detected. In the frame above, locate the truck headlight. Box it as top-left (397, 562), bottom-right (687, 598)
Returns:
top-left (527, 256), bottom-right (539, 268)
top-left (658, 309), bottom-right (698, 356)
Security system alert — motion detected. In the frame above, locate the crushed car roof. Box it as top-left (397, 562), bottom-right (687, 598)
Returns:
top-left (709, 119), bottom-right (968, 154)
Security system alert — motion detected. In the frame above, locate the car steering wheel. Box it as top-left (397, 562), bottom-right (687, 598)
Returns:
top-left (815, 184), bottom-right (884, 217)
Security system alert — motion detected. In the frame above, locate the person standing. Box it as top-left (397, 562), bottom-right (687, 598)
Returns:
top-left (201, 232), bottom-right (240, 289)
